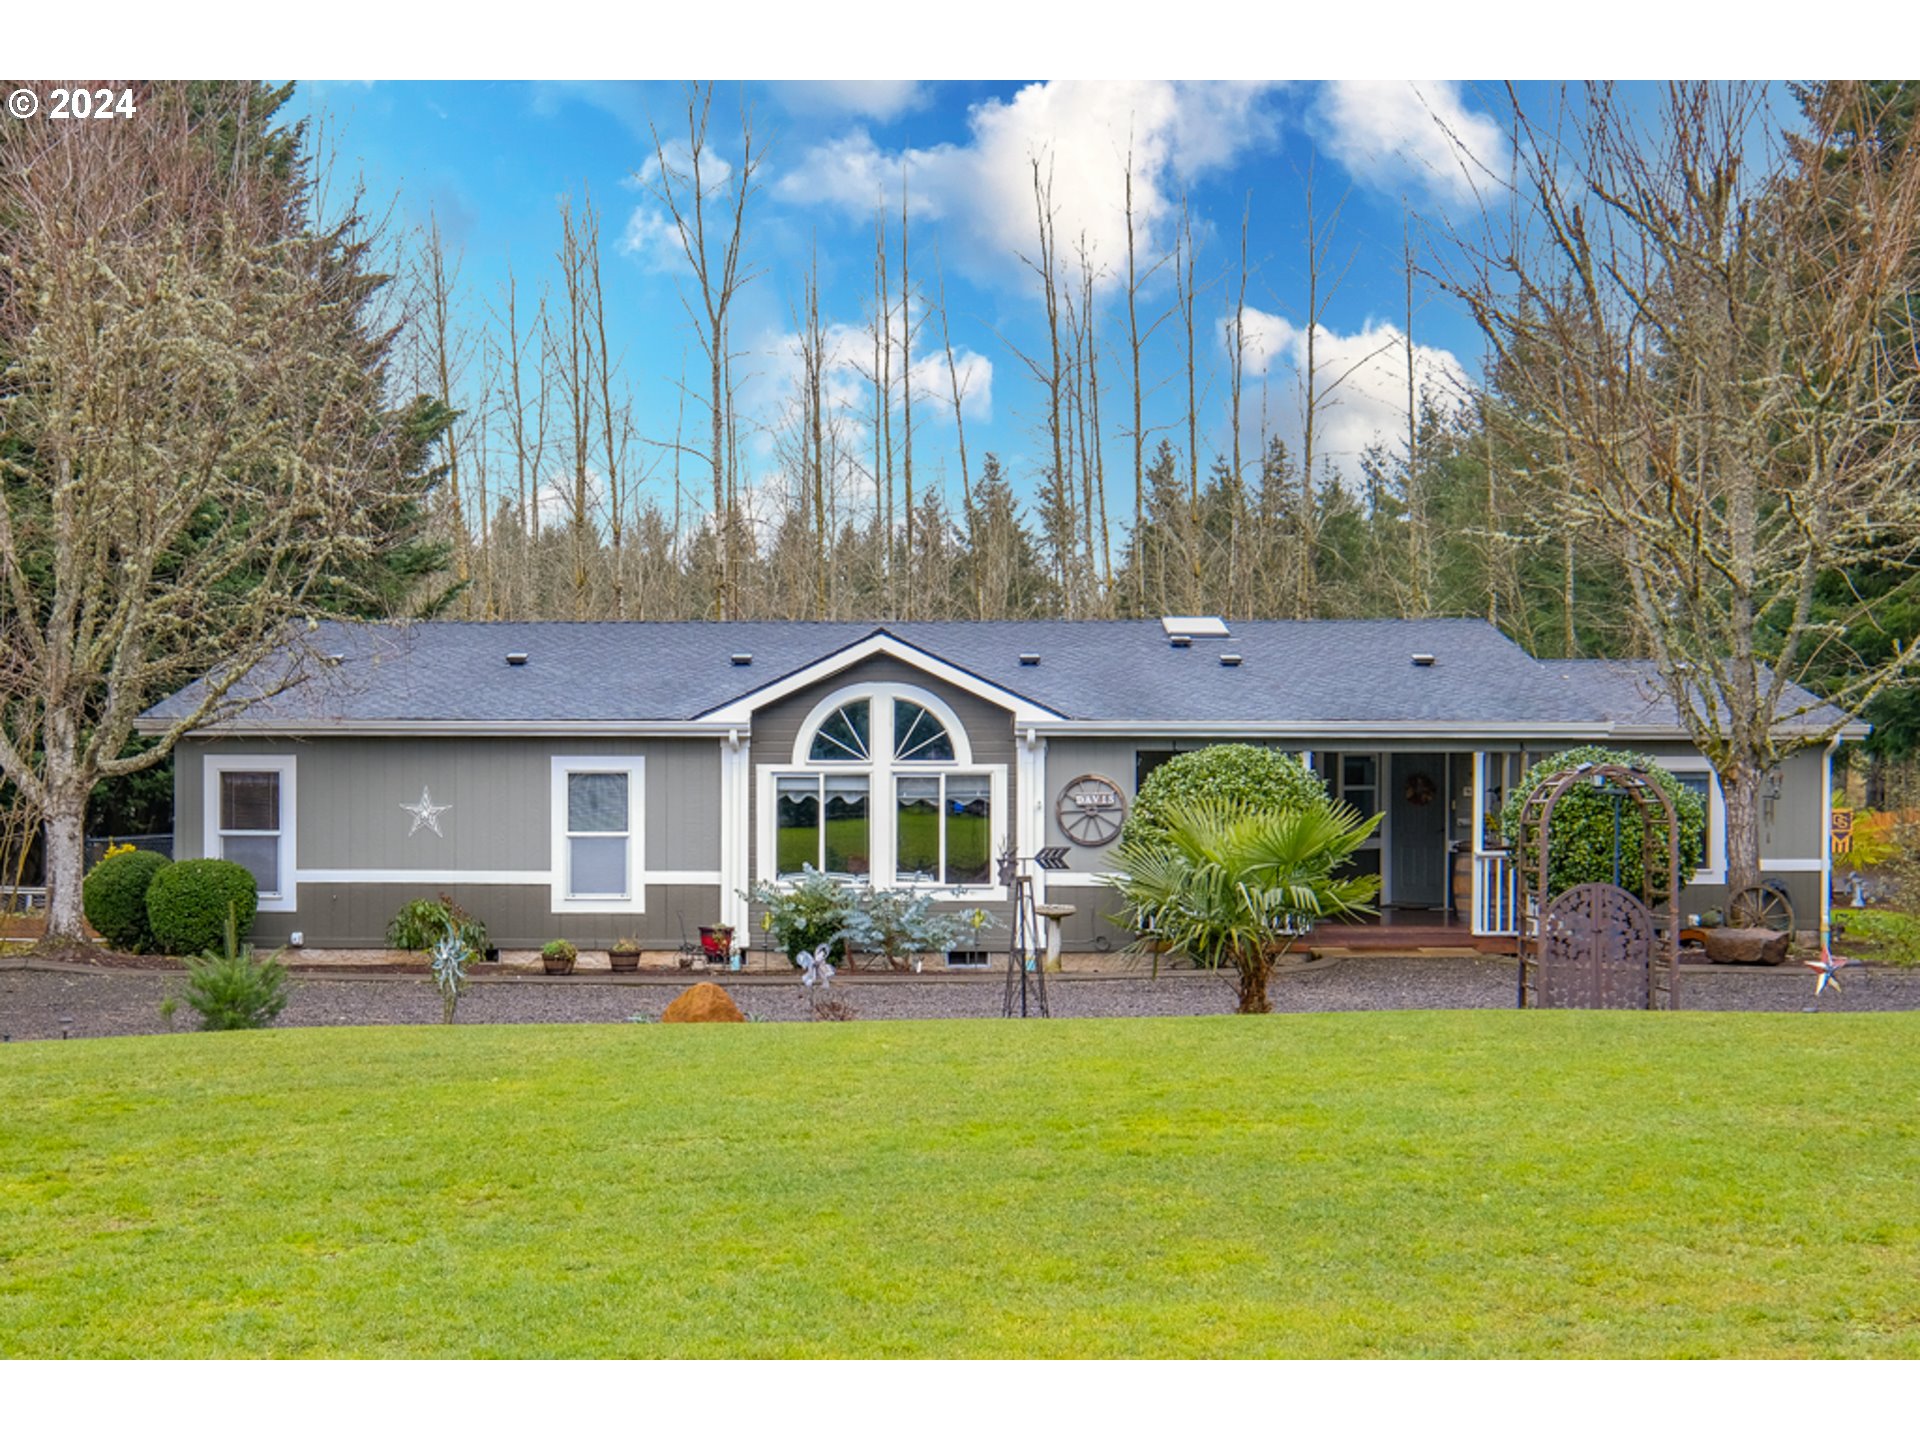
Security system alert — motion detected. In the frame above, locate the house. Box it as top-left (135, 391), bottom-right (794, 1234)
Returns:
top-left (136, 617), bottom-right (1863, 957)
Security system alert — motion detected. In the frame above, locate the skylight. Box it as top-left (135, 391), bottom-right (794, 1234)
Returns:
top-left (1161, 615), bottom-right (1229, 638)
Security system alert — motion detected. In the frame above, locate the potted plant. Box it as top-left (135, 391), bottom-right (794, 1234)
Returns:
top-left (697, 924), bottom-right (734, 965)
top-left (609, 937), bottom-right (642, 973)
top-left (541, 939), bottom-right (578, 975)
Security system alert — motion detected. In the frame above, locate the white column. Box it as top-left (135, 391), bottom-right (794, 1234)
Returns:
top-left (720, 731), bottom-right (750, 936)
top-left (1470, 750), bottom-right (1487, 935)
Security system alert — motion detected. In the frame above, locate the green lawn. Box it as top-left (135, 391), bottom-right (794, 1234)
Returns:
top-left (2, 1012), bottom-right (1917, 1357)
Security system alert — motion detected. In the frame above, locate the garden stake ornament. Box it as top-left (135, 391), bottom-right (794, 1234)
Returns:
top-left (1804, 948), bottom-right (1861, 1000)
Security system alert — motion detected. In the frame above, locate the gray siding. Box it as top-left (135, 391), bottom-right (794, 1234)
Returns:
top-left (177, 734), bottom-right (723, 948)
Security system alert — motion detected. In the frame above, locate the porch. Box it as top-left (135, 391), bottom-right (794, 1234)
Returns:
top-left (1305, 748), bottom-right (1524, 948)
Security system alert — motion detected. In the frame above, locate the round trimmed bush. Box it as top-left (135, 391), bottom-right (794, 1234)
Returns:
top-left (1122, 744), bottom-right (1329, 848)
top-left (1499, 745), bottom-right (1707, 900)
top-left (146, 858), bottom-right (260, 956)
top-left (81, 848), bottom-right (172, 952)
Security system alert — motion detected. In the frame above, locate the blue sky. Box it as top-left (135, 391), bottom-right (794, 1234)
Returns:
top-left (293, 79), bottom-right (1648, 526)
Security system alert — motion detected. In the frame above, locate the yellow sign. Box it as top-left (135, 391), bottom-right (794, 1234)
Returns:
top-left (1831, 808), bottom-right (1853, 858)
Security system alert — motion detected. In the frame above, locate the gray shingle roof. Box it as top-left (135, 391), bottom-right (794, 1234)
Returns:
top-left (135, 618), bottom-right (1863, 736)
top-left (1543, 659), bottom-right (1862, 736)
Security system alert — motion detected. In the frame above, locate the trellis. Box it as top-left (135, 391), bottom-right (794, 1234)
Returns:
top-left (1515, 762), bottom-right (1680, 1010)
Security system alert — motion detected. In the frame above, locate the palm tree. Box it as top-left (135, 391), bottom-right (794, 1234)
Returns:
top-left (1110, 797), bottom-right (1381, 1014)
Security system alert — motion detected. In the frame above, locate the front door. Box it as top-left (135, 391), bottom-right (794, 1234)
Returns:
top-left (1389, 754), bottom-right (1448, 907)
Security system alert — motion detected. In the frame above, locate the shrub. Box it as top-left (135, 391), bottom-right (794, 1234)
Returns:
top-left (1834, 908), bottom-right (1920, 967)
top-left (1499, 746), bottom-right (1707, 900)
top-left (743, 865), bottom-right (854, 965)
top-left (146, 859), bottom-right (259, 957)
top-left (182, 906), bottom-right (289, 1031)
top-left (542, 939), bottom-right (578, 964)
top-left (1122, 745), bottom-right (1329, 849)
top-left (836, 886), bottom-right (971, 971)
top-left (388, 894), bottom-right (488, 956)
top-left (82, 848), bottom-right (171, 952)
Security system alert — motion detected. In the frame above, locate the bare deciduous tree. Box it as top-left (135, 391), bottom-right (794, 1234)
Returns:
top-left (1448, 81), bottom-right (1920, 895)
top-left (0, 86), bottom-right (439, 940)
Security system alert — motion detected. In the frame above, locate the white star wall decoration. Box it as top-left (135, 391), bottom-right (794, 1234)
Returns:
top-left (400, 785), bottom-right (451, 837)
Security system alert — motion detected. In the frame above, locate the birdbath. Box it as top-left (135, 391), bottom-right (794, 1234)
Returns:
top-left (1031, 903), bottom-right (1077, 972)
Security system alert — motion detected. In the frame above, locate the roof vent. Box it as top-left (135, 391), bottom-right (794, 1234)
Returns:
top-left (1411, 653), bottom-right (1436, 667)
top-left (731, 653), bottom-right (753, 667)
top-left (506, 652), bottom-right (529, 667)
top-left (1220, 653), bottom-right (1243, 668)
top-left (1162, 615), bottom-right (1229, 638)
top-left (325, 652), bottom-right (345, 666)
top-left (1169, 634), bottom-right (1193, 649)
top-left (1018, 652), bottom-right (1041, 666)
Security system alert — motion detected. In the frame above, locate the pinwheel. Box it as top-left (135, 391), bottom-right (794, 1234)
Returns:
top-left (797, 946), bottom-right (836, 990)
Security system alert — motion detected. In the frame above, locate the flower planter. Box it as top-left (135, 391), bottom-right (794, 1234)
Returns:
top-left (542, 954), bottom-right (575, 975)
top-left (698, 926), bottom-right (734, 962)
top-left (609, 946), bottom-right (641, 973)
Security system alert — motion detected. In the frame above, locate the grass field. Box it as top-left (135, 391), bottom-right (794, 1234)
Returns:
top-left (2, 1012), bottom-right (1917, 1357)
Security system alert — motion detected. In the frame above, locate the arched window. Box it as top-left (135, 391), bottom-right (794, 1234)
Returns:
top-left (771, 685), bottom-right (998, 888)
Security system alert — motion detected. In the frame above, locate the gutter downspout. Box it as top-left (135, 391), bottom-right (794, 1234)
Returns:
top-left (1821, 734), bottom-right (1840, 954)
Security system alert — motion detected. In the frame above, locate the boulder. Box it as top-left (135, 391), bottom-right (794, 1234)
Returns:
top-left (1702, 927), bottom-right (1790, 966)
top-left (660, 981), bottom-right (745, 1024)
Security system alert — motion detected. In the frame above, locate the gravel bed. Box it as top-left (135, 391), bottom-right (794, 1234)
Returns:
top-left (4, 956), bottom-right (1918, 1043)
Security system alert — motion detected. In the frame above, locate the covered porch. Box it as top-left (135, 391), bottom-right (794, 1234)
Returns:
top-left (1302, 747), bottom-right (1524, 951)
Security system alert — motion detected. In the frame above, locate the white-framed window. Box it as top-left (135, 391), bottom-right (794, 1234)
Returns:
top-left (1660, 757), bottom-right (1727, 885)
top-left (201, 755), bottom-right (297, 913)
top-left (550, 757), bottom-right (645, 913)
top-left (757, 682), bottom-right (1007, 895)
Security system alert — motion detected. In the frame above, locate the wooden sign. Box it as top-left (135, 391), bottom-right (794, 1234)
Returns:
top-left (1831, 807), bottom-right (1853, 858)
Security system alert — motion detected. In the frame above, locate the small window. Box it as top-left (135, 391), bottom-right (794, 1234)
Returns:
top-left (566, 770), bottom-right (630, 898)
top-left (893, 700), bottom-right (955, 762)
top-left (1136, 750), bottom-right (1176, 790)
top-left (218, 771), bottom-right (282, 896)
top-left (946, 950), bottom-right (990, 970)
top-left (809, 700), bottom-right (872, 762)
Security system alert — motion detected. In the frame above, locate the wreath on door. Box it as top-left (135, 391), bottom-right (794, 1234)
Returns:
top-left (1403, 772), bottom-right (1436, 806)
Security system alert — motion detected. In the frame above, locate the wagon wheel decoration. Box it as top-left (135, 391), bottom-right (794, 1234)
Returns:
top-left (1055, 774), bottom-right (1128, 847)
top-left (1727, 883), bottom-right (1796, 934)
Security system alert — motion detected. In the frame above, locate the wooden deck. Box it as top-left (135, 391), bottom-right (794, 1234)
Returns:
top-left (1306, 908), bottom-right (1516, 955)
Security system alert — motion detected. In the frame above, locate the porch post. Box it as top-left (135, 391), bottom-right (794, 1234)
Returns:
top-left (1470, 751), bottom-right (1487, 935)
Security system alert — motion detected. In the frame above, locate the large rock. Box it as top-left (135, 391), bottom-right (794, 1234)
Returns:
top-left (661, 981), bottom-right (745, 1024)
top-left (1702, 927), bottom-right (1790, 966)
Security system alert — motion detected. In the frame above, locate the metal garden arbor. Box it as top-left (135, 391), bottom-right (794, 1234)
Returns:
top-left (1515, 762), bottom-right (1681, 1010)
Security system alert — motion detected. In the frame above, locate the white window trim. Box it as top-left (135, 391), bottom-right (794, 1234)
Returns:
top-left (756, 682), bottom-right (1007, 899)
top-left (550, 756), bottom-right (645, 914)
top-left (1661, 756), bottom-right (1726, 886)
top-left (202, 755), bottom-right (297, 913)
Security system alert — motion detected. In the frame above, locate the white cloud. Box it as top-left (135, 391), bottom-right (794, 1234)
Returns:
top-left (772, 81), bottom-right (930, 122)
top-left (620, 143), bottom-right (738, 273)
top-left (1312, 80), bottom-right (1506, 207)
top-left (773, 81), bottom-right (1284, 289)
top-left (1232, 306), bottom-right (1474, 471)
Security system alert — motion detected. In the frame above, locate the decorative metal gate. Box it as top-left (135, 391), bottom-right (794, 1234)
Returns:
top-left (1538, 883), bottom-right (1655, 1009)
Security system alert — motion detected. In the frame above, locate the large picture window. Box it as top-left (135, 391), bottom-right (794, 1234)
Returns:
top-left (764, 684), bottom-right (1005, 891)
